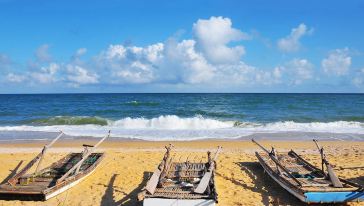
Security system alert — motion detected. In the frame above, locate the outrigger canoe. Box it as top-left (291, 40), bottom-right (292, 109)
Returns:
top-left (252, 139), bottom-right (364, 203)
top-left (138, 145), bottom-right (221, 206)
top-left (0, 131), bottom-right (110, 201)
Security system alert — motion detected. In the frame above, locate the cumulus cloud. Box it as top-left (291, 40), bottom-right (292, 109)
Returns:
top-left (30, 63), bottom-right (59, 84)
top-left (6, 73), bottom-right (27, 83)
top-left (286, 58), bottom-right (313, 84)
top-left (321, 48), bottom-right (351, 76)
top-left (2, 17), bottom-right (319, 90)
top-left (94, 16), bottom-right (253, 85)
top-left (277, 23), bottom-right (313, 52)
top-left (66, 65), bottom-right (99, 86)
top-left (193, 16), bottom-right (249, 64)
top-left (164, 39), bottom-right (215, 84)
top-left (97, 43), bottom-right (163, 84)
top-left (35, 44), bottom-right (52, 62)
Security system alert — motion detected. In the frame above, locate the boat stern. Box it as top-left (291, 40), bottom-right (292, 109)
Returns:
top-left (305, 191), bottom-right (364, 203)
top-left (143, 198), bottom-right (216, 206)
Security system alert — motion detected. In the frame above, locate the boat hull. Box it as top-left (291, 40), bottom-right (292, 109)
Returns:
top-left (143, 198), bottom-right (216, 206)
top-left (0, 152), bottom-right (104, 201)
top-left (255, 152), bottom-right (364, 203)
top-left (44, 162), bottom-right (99, 200)
top-left (305, 191), bottom-right (364, 203)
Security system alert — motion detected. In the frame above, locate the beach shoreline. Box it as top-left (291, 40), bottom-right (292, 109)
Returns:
top-left (0, 139), bottom-right (363, 205)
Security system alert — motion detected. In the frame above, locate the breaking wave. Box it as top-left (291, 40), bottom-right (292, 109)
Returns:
top-left (0, 115), bottom-right (363, 140)
top-left (31, 116), bottom-right (109, 126)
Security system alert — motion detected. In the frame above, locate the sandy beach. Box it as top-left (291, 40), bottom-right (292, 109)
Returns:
top-left (0, 140), bottom-right (362, 206)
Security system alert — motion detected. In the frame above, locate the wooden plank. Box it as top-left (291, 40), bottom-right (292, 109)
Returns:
top-left (252, 139), bottom-right (302, 186)
top-left (56, 131), bottom-right (109, 183)
top-left (194, 146), bottom-right (221, 194)
top-left (145, 169), bottom-right (161, 195)
top-left (313, 139), bottom-right (343, 188)
top-left (7, 132), bottom-right (64, 186)
top-left (35, 132), bottom-right (64, 173)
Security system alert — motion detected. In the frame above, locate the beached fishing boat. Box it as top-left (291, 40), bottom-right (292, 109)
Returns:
top-left (138, 145), bottom-right (221, 206)
top-left (0, 131), bottom-right (110, 201)
top-left (252, 139), bottom-right (364, 203)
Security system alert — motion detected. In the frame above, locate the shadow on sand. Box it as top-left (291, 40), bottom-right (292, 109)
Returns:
top-left (0, 160), bottom-right (23, 184)
top-left (348, 176), bottom-right (364, 186)
top-left (230, 162), bottom-right (306, 206)
top-left (100, 172), bottom-right (151, 206)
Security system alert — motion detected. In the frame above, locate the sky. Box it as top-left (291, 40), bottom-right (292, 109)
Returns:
top-left (0, 0), bottom-right (364, 93)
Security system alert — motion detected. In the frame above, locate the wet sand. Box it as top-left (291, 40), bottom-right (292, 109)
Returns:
top-left (0, 140), bottom-right (363, 206)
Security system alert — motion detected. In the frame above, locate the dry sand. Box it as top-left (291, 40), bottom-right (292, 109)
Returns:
top-left (0, 140), bottom-right (363, 206)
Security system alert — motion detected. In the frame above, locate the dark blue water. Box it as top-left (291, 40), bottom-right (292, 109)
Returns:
top-left (0, 93), bottom-right (364, 124)
top-left (0, 93), bottom-right (363, 140)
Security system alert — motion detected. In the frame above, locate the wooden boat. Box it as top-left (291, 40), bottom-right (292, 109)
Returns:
top-left (0, 131), bottom-right (110, 201)
top-left (138, 145), bottom-right (221, 206)
top-left (252, 139), bottom-right (364, 203)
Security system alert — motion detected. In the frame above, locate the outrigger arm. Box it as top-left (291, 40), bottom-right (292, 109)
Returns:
top-left (145, 144), bottom-right (173, 195)
top-left (313, 139), bottom-right (343, 188)
top-left (252, 139), bottom-right (303, 187)
top-left (7, 131), bottom-right (64, 186)
top-left (194, 146), bottom-right (222, 194)
top-left (56, 131), bottom-right (110, 184)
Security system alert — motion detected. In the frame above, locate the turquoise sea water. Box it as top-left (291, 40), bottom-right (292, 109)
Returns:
top-left (0, 93), bottom-right (363, 140)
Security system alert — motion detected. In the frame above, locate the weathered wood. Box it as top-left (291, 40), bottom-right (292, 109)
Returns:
top-left (252, 139), bottom-right (302, 186)
top-left (313, 139), bottom-right (343, 188)
top-left (35, 132), bottom-right (64, 173)
top-left (145, 169), bottom-right (161, 194)
top-left (255, 145), bottom-right (364, 203)
top-left (0, 152), bottom-right (104, 200)
top-left (56, 131), bottom-right (110, 184)
top-left (7, 131), bottom-right (64, 186)
top-left (145, 144), bottom-right (173, 194)
top-left (194, 146), bottom-right (222, 194)
top-left (140, 145), bottom-right (219, 203)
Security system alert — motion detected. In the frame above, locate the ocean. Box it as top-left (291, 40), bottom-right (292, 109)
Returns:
top-left (0, 93), bottom-right (363, 141)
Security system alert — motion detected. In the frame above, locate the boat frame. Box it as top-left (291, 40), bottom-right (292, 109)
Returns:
top-left (253, 139), bottom-right (364, 203)
top-left (0, 131), bottom-right (110, 201)
top-left (138, 145), bottom-right (221, 206)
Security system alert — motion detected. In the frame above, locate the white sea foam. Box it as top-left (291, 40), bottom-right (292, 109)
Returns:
top-left (0, 115), bottom-right (363, 140)
top-left (110, 115), bottom-right (234, 129)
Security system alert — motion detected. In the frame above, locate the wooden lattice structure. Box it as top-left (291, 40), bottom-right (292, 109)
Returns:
top-left (0, 131), bottom-right (109, 201)
top-left (253, 139), bottom-right (364, 203)
top-left (138, 145), bottom-right (221, 205)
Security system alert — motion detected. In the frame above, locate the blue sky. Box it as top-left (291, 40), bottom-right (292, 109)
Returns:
top-left (0, 0), bottom-right (364, 93)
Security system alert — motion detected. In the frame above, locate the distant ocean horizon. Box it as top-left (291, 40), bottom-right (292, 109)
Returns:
top-left (0, 93), bottom-right (363, 141)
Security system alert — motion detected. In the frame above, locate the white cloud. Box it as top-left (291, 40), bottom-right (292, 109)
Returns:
top-left (114, 61), bottom-right (155, 84)
top-left (193, 16), bottom-right (249, 64)
top-left (277, 23), bottom-right (313, 52)
top-left (6, 73), bottom-right (27, 83)
top-left (66, 65), bottom-right (99, 85)
top-left (165, 39), bottom-right (215, 84)
top-left (2, 17), bottom-right (319, 91)
top-left (286, 58), bottom-right (313, 84)
top-left (352, 68), bottom-right (364, 87)
top-left (95, 17), bottom-right (252, 85)
top-left (97, 43), bottom-right (163, 84)
top-left (35, 44), bottom-right (52, 62)
top-left (30, 63), bottom-right (59, 84)
top-left (93, 17), bottom-right (286, 87)
top-left (321, 48), bottom-right (351, 76)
